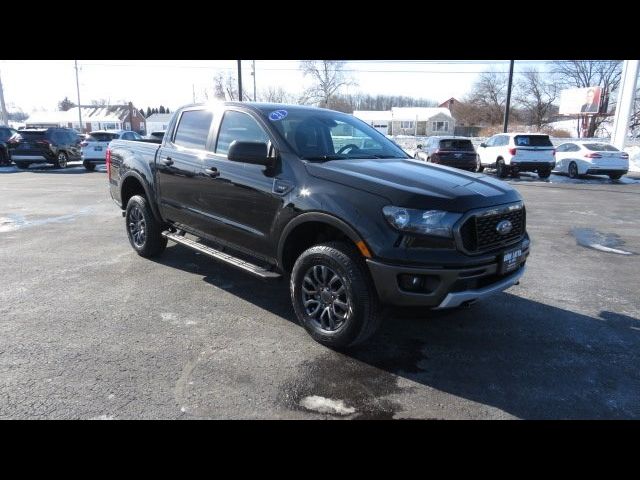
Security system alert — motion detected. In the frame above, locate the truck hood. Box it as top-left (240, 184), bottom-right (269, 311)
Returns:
top-left (305, 158), bottom-right (522, 212)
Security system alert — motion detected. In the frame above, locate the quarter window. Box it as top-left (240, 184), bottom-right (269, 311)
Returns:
top-left (215, 110), bottom-right (270, 155)
top-left (173, 109), bottom-right (213, 150)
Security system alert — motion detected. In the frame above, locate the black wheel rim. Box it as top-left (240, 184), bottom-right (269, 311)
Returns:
top-left (301, 265), bottom-right (351, 332)
top-left (569, 163), bottom-right (577, 177)
top-left (58, 153), bottom-right (67, 168)
top-left (128, 206), bottom-right (146, 247)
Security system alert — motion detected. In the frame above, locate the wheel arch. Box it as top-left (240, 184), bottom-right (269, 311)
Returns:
top-left (120, 172), bottom-right (162, 222)
top-left (277, 212), bottom-right (369, 273)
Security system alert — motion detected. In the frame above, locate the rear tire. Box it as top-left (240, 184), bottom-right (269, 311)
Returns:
top-left (125, 195), bottom-right (167, 258)
top-left (568, 161), bottom-right (579, 179)
top-left (290, 241), bottom-right (382, 349)
top-left (496, 159), bottom-right (508, 178)
top-left (609, 173), bottom-right (623, 180)
top-left (15, 162), bottom-right (30, 170)
top-left (84, 162), bottom-right (96, 171)
top-left (475, 158), bottom-right (484, 172)
top-left (538, 169), bottom-right (551, 179)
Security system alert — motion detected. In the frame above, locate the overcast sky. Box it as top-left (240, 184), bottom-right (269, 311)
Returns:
top-left (0, 60), bottom-right (552, 113)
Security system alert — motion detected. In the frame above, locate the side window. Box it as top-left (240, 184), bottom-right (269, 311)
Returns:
top-left (121, 132), bottom-right (134, 140)
top-left (486, 137), bottom-right (495, 147)
top-left (173, 109), bottom-right (213, 150)
top-left (570, 144), bottom-right (580, 152)
top-left (556, 144), bottom-right (566, 152)
top-left (215, 110), bottom-right (270, 156)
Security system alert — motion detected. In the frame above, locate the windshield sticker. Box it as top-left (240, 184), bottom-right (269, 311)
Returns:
top-left (269, 110), bottom-right (288, 121)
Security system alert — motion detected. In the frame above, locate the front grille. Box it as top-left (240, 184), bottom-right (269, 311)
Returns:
top-left (459, 205), bottom-right (525, 253)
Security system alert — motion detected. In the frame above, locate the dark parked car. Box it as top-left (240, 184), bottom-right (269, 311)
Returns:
top-left (12, 128), bottom-right (82, 169)
top-left (107, 102), bottom-right (529, 348)
top-left (145, 131), bottom-right (165, 141)
top-left (414, 136), bottom-right (480, 172)
top-left (0, 126), bottom-right (20, 165)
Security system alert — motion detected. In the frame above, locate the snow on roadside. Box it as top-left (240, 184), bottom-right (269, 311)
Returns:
top-left (625, 146), bottom-right (640, 172)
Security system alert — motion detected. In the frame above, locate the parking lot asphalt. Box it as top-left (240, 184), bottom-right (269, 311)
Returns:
top-left (1, 162), bottom-right (639, 419)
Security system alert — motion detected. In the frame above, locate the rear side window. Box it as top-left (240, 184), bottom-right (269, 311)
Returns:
top-left (215, 110), bottom-right (269, 155)
top-left (439, 139), bottom-right (474, 151)
top-left (583, 143), bottom-right (619, 152)
top-left (514, 135), bottom-right (552, 147)
top-left (173, 110), bottom-right (213, 150)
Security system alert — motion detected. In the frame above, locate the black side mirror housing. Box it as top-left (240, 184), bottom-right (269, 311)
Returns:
top-left (480, 143), bottom-right (487, 148)
top-left (416, 144), bottom-right (423, 149)
top-left (227, 141), bottom-right (271, 166)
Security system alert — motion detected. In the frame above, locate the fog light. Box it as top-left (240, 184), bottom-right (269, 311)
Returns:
top-left (399, 274), bottom-right (423, 291)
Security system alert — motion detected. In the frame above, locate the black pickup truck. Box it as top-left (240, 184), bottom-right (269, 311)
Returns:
top-left (107, 102), bottom-right (530, 348)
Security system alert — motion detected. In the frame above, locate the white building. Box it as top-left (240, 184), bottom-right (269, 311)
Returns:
top-left (352, 110), bottom-right (393, 134)
top-left (145, 113), bottom-right (172, 134)
top-left (353, 107), bottom-right (455, 136)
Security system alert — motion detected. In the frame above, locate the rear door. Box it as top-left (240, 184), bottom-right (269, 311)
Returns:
top-left (512, 135), bottom-right (554, 163)
top-left (156, 108), bottom-right (214, 229)
top-left (477, 136), bottom-right (495, 165)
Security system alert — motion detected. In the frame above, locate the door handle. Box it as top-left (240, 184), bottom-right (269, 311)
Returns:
top-left (161, 157), bottom-right (173, 166)
top-left (204, 167), bottom-right (220, 178)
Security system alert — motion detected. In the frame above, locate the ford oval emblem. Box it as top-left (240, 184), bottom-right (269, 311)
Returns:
top-left (496, 220), bottom-right (513, 235)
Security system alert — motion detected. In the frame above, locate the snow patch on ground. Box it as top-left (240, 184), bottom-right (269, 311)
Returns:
top-left (300, 395), bottom-right (356, 416)
top-left (90, 415), bottom-right (115, 420)
top-left (625, 146), bottom-right (640, 172)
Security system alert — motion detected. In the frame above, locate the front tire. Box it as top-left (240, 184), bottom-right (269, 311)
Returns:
top-left (290, 241), bottom-right (382, 349)
top-left (568, 161), bottom-right (579, 179)
top-left (83, 162), bottom-right (96, 171)
top-left (54, 152), bottom-right (68, 169)
top-left (125, 195), bottom-right (167, 258)
top-left (476, 158), bottom-right (484, 172)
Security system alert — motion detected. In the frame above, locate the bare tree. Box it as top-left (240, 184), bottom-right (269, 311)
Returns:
top-left (463, 70), bottom-right (512, 126)
top-left (213, 72), bottom-right (239, 101)
top-left (514, 69), bottom-right (558, 131)
top-left (552, 60), bottom-right (622, 137)
top-left (300, 60), bottom-right (356, 107)
top-left (258, 86), bottom-right (296, 104)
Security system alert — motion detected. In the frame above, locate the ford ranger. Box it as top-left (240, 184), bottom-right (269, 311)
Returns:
top-left (107, 102), bottom-right (530, 348)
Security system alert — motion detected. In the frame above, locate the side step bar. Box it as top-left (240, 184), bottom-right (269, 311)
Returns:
top-left (162, 231), bottom-right (281, 279)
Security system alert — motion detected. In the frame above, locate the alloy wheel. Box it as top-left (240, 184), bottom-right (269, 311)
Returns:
top-left (301, 264), bottom-right (351, 332)
top-left (128, 206), bottom-right (146, 248)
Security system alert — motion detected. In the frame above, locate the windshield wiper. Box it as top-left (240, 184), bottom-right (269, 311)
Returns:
top-left (301, 155), bottom-right (348, 161)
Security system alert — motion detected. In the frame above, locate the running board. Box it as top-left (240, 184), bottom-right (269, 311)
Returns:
top-left (162, 231), bottom-right (281, 279)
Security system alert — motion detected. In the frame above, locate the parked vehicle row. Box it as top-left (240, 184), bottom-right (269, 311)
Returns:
top-left (413, 133), bottom-right (630, 181)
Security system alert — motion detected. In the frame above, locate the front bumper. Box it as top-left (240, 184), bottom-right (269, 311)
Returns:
top-left (510, 161), bottom-right (555, 172)
top-left (366, 243), bottom-right (529, 308)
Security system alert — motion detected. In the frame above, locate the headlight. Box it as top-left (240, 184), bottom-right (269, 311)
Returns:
top-left (382, 206), bottom-right (462, 237)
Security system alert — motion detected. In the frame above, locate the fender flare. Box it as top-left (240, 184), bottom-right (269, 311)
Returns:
top-left (120, 171), bottom-right (163, 222)
top-left (277, 212), bottom-right (366, 267)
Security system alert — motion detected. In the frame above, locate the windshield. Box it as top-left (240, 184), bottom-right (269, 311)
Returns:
top-left (439, 139), bottom-right (474, 151)
top-left (263, 108), bottom-right (408, 160)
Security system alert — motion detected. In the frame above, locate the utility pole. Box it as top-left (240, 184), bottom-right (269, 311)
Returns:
top-left (0, 70), bottom-right (8, 126)
top-left (503, 60), bottom-right (515, 133)
top-left (74, 60), bottom-right (83, 133)
top-left (252, 60), bottom-right (257, 101)
top-left (237, 60), bottom-right (243, 101)
top-left (611, 60), bottom-right (639, 150)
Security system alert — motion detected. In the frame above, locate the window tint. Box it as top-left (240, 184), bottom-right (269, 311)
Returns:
top-left (439, 139), bottom-right (474, 151)
top-left (485, 137), bottom-right (495, 147)
top-left (216, 110), bottom-right (269, 155)
top-left (173, 109), bottom-right (213, 150)
top-left (514, 135), bottom-right (552, 147)
top-left (89, 132), bottom-right (119, 142)
top-left (568, 144), bottom-right (581, 152)
top-left (583, 143), bottom-right (619, 152)
top-left (121, 132), bottom-right (136, 140)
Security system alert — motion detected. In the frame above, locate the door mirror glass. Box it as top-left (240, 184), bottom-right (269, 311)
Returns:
top-left (227, 141), bottom-right (270, 166)
top-left (480, 143), bottom-right (487, 148)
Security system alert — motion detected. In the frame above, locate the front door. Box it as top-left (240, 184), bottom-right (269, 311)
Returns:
top-left (194, 109), bottom-right (285, 260)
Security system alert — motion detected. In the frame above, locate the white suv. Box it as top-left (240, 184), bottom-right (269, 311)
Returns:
top-left (477, 133), bottom-right (556, 179)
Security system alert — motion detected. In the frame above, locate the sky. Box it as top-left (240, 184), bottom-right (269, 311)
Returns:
top-left (0, 60), bottom-right (553, 114)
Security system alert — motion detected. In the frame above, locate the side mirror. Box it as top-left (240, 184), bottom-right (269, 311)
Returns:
top-left (480, 143), bottom-right (487, 148)
top-left (416, 144), bottom-right (423, 149)
top-left (227, 141), bottom-right (271, 166)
